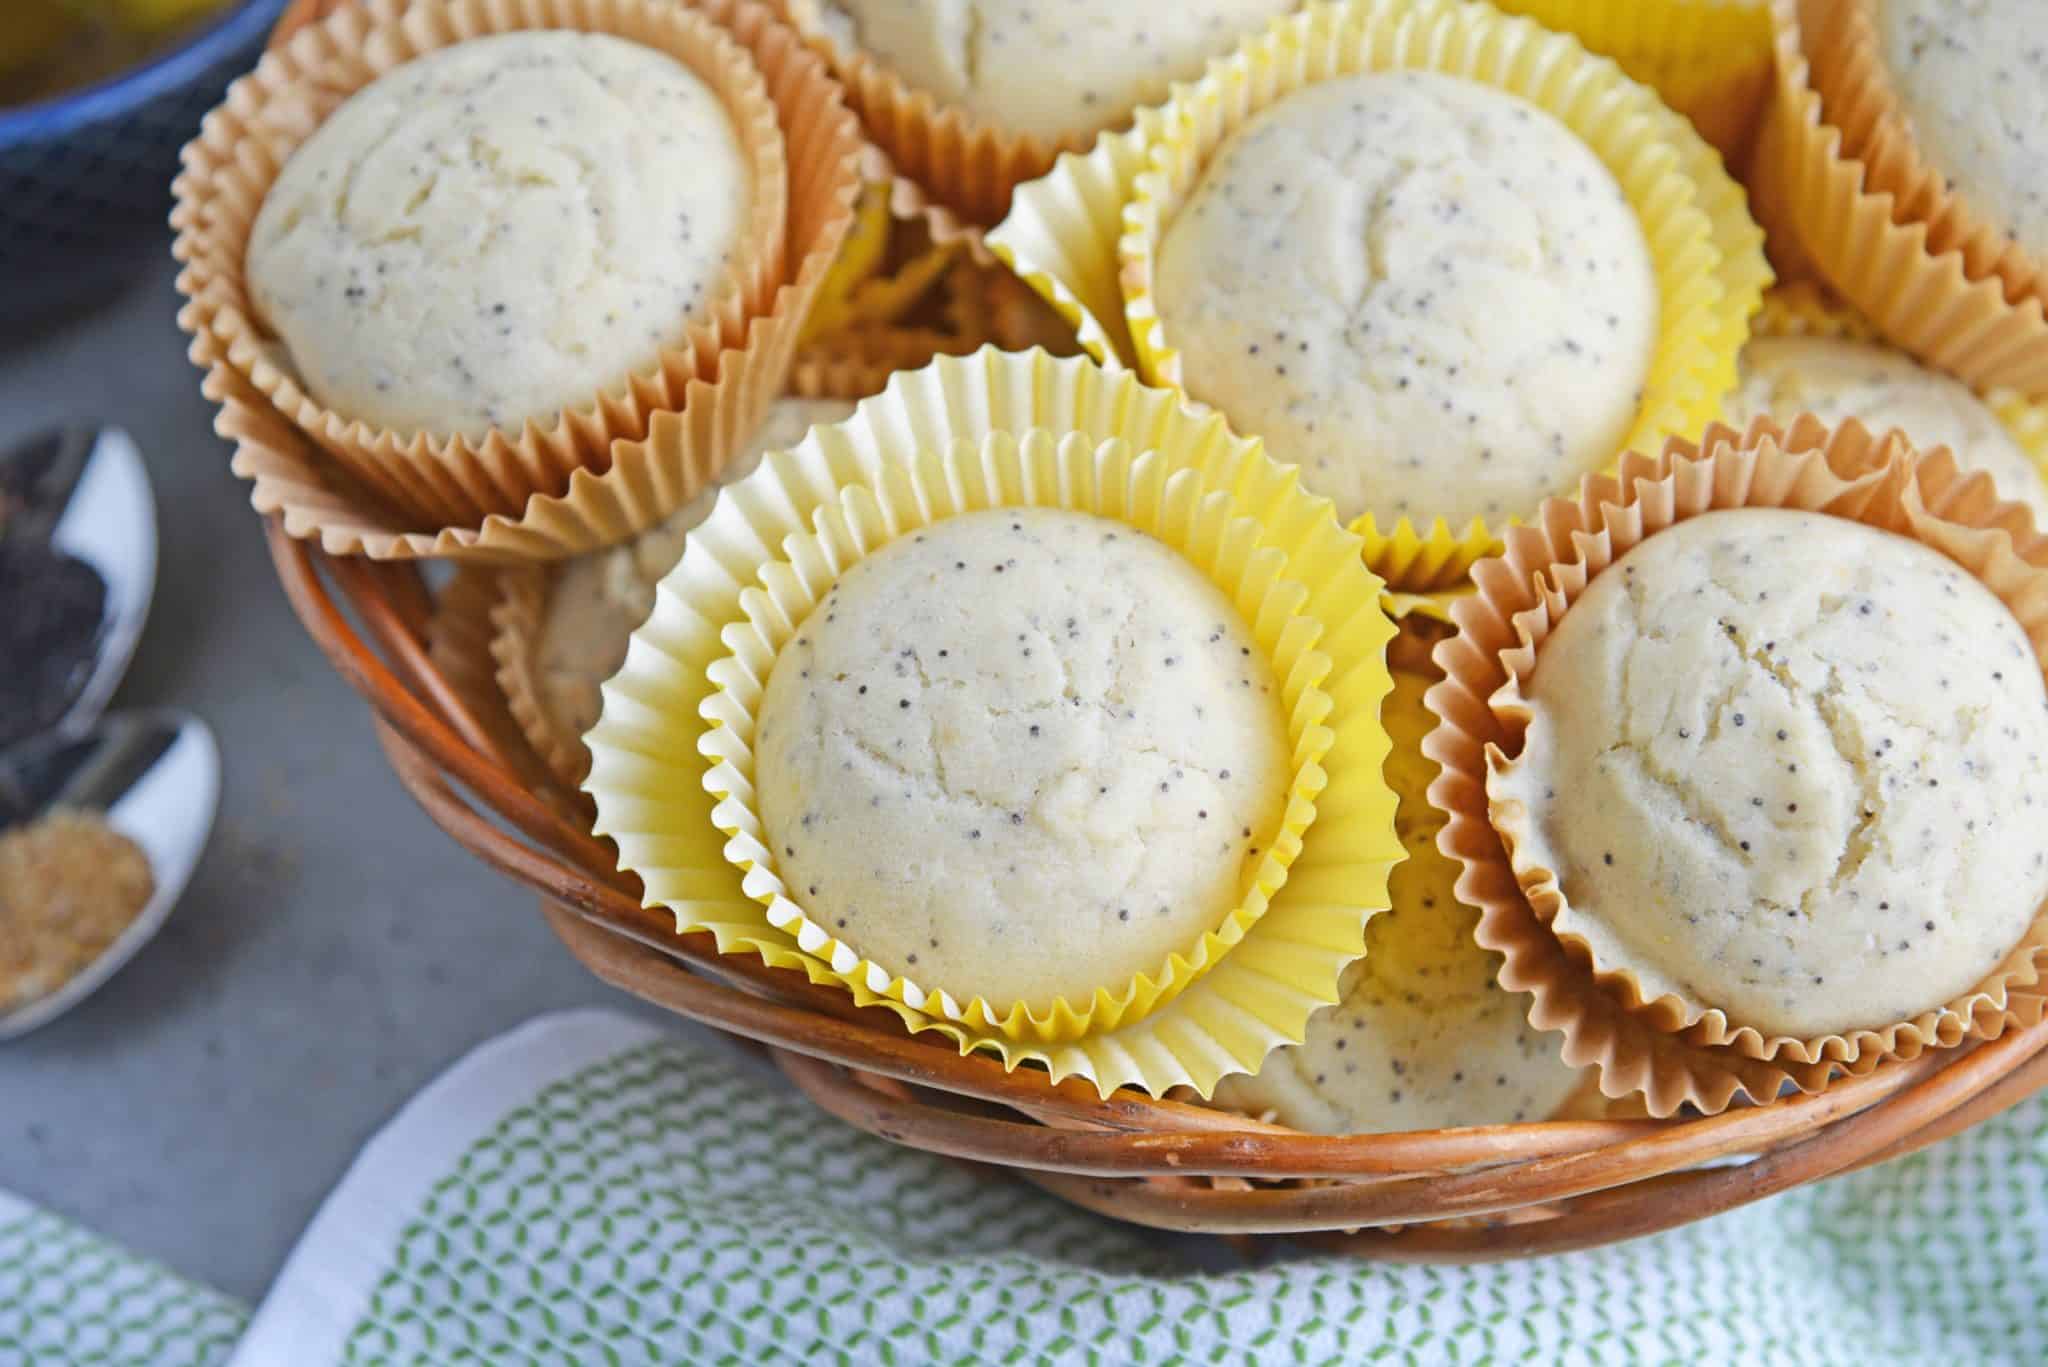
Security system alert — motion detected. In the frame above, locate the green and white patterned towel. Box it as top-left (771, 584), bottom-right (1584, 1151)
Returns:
top-left (220, 1008), bottom-right (2041, 1366)
top-left (11, 1008), bottom-right (2047, 1364)
top-left (0, 1190), bottom-right (247, 1367)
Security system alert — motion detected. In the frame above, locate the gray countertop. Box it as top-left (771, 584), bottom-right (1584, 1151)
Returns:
top-left (0, 257), bottom-right (735, 1305)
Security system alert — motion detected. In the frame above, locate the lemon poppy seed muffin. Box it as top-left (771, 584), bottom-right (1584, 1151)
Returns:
top-left (1872, 0), bottom-right (2048, 262)
top-left (754, 507), bottom-right (1291, 1012)
top-left (1492, 508), bottom-right (2048, 1040)
top-left (247, 31), bottom-right (751, 439)
top-left (536, 399), bottom-right (856, 750)
top-left (1153, 70), bottom-right (1658, 527)
top-left (1723, 336), bottom-right (2048, 522)
top-left (800, 0), bottom-right (1297, 143)
top-left (1213, 668), bottom-right (1580, 1133)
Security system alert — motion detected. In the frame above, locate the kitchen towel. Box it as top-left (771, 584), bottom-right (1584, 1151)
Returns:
top-left (10, 1005), bottom-right (2042, 1365)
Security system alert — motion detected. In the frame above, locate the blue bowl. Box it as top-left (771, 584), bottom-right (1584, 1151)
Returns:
top-left (0, 0), bottom-right (288, 325)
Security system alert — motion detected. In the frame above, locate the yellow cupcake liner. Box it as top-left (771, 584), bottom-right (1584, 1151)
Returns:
top-left (1748, 282), bottom-right (2048, 503)
top-left (583, 347), bottom-right (1404, 1098)
top-left (1354, 514), bottom-right (1500, 625)
top-left (695, 431), bottom-right (1346, 1047)
top-left (1489, 0), bottom-right (1773, 162)
top-left (986, 110), bottom-right (1170, 370)
top-left (800, 180), bottom-right (894, 343)
top-left (1119, 0), bottom-right (1770, 515)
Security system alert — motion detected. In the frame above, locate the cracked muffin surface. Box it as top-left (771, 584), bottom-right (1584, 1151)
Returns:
top-left (754, 507), bottom-right (1291, 1011)
top-left (1153, 70), bottom-right (1657, 526)
top-left (246, 30), bottom-right (749, 438)
top-left (801, 0), bottom-right (1296, 143)
top-left (1491, 508), bottom-right (2048, 1038)
top-left (1874, 0), bottom-right (2048, 262)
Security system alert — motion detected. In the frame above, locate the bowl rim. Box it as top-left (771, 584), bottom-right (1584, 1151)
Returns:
top-left (0, 0), bottom-right (288, 146)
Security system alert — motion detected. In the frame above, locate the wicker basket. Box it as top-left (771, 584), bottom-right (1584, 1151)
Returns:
top-left (243, 0), bottom-right (2048, 1260)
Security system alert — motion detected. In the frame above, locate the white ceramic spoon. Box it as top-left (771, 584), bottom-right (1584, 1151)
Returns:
top-left (0, 426), bottom-right (157, 747)
top-left (0, 710), bottom-right (220, 1040)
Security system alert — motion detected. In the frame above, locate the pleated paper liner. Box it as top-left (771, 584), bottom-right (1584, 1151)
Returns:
top-left (1752, 282), bottom-right (2048, 488)
top-left (694, 436), bottom-right (1342, 1050)
top-left (1805, 0), bottom-right (2042, 313)
top-left (173, 0), bottom-right (792, 530)
top-left (938, 255), bottom-right (1082, 357)
top-left (1424, 417), bottom-right (2048, 1117)
top-left (792, 325), bottom-right (979, 383)
top-left (424, 567), bottom-right (579, 810)
top-left (1746, 0), bottom-right (2048, 394)
top-left (802, 147), bottom-right (971, 341)
top-left (192, 0), bottom-right (865, 562)
top-left (773, 0), bottom-right (1081, 226)
top-left (985, 108), bottom-right (1168, 371)
top-left (804, 142), bottom-right (1033, 364)
top-left (493, 362), bottom-right (900, 795)
top-left (1490, 0), bottom-right (1773, 164)
top-left (1120, 0), bottom-right (1770, 498)
top-left (800, 181), bottom-right (893, 342)
top-left (1357, 515), bottom-right (1499, 626)
top-left (583, 347), bottom-right (1404, 1098)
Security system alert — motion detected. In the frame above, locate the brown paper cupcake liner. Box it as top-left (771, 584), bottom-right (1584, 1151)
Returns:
top-left (1807, 0), bottom-right (2040, 310)
top-left (190, 0), bottom-right (865, 562)
top-left (488, 568), bottom-right (578, 790)
top-left (1424, 417), bottom-right (2048, 1116)
top-left (937, 256), bottom-right (1083, 358)
top-left (860, 142), bottom-right (995, 267)
top-left (174, 0), bottom-right (791, 530)
top-left (794, 325), bottom-right (979, 382)
top-left (803, 146), bottom-right (977, 340)
top-left (492, 359), bottom-right (893, 791)
top-left (1747, 0), bottom-right (2048, 394)
top-left (426, 567), bottom-right (579, 809)
top-left (775, 1), bottom-right (1071, 225)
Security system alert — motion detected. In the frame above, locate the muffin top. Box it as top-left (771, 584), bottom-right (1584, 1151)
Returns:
top-left (1153, 70), bottom-right (1657, 527)
top-left (1212, 668), bottom-right (1580, 1133)
top-left (1724, 335), bottom-right (2048, 523)
top-left (1873, 0), bottom-right (2048, 262)
top-left (538, 398), bottom-right (856, 750)
top-left (754, 507), bottom-right (1291, 1012)
top-left (802, 0), bottom-right (1295, 143)
top-left (1492, 508), bottom-right (2048, 1039)
top-left (247, 31), bottom-right (751, 439)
